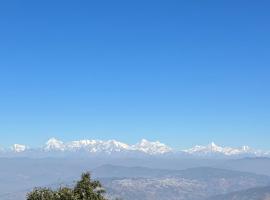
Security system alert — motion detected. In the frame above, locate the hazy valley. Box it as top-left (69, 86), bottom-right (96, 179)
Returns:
top-left (1, 152), bottom-right (270, 200)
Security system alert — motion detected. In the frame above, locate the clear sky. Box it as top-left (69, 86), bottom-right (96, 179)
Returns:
top-left (0, 0), bottom-right (270, 149)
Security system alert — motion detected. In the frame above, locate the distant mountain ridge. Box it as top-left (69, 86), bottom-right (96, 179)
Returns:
top-left (1, 162), bottom-right (270, 200)
top-left (1, 138), bottom-right (270, 158)
top-left (44, 138), bottom-right (172, 155)
top-left (1, 157), bottom-right (270, 200)
top-left (94, 165), bottom-right (270, 200)
top-left (1, 138), bottom-right (172, 156)
top-left (183, 142), bottom-right (270, 157)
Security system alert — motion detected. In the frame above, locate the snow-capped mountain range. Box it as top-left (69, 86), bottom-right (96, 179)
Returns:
top-left (183, 142), bottom-right (269, 157)
top-left (1, 138), bottom-right (269, 158)
top-left (43, 138), bottom-right (171, 155)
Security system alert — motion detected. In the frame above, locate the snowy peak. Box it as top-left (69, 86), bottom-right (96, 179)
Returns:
top-left (42, 138), bottom-right (171, 155)
top-left (132, 139), bottom-right (172, 155)
top-left (183, 142), bottom-right (258, 157)
top-left (11, 144), bottom-right (27, 153)
top-left (209, 142), bottom-right (219, 148)
top-left (100, 140), bottom-right (131, 153)
top-left (44, 138), bottom-right (65, 151)
top-left (65, 139), bottom-right (131, 153)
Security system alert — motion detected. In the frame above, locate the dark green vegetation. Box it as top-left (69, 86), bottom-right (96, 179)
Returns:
top-left (27, 172), bottom-right (106, 200)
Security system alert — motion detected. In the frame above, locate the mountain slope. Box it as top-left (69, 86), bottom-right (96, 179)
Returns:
top-left (206, 186), bottom-right (270, 200)
top-left (98, 166), bottom-right (270, 200)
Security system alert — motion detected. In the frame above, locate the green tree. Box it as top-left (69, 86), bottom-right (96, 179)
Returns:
top-left (55, 187), bottom-right (76, 200)
top-left (74, 172), bottom-right (106, 200)
top-left (27, 188), bottom-right (55, 200)
top-left (26, 172), bottom-right (106, 200)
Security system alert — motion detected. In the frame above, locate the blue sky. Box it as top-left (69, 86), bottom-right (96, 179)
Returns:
top-left (0, 0), bottom-right (270, 149)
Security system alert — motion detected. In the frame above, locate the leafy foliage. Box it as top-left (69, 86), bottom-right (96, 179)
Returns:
top-left (27, 172), bottom-right (106, 200)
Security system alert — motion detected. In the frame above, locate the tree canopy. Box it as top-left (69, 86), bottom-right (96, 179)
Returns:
top-left (27, 172), bottom-right (106, 200)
